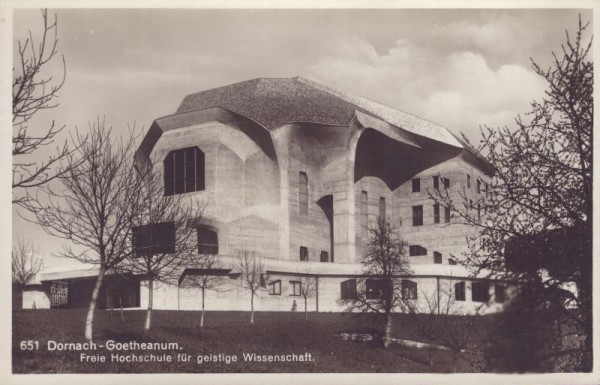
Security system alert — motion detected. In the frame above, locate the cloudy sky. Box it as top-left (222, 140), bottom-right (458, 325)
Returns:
top-left (11, 7), bottom-right (593, 268)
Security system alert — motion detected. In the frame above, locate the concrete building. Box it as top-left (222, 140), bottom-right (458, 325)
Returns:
top-left (25, 77), bottom-right (508, 314)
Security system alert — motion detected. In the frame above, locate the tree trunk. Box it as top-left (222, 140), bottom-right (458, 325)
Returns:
top-left (84, 265), bottom-right (106, 342)
top-left (119, 296), bottom-right (124, 323)
top-left (250, 292), bottom-right (255, 325)
top-left (383, 311), bottom-right (393, 349)
top-left (453, 351), bottom-right (459, 373)
top-left (200, 287), bottom-right (205, 328)
top-left (304, 298), bottom-right (308, 321)
top-left (144, 278), bottom-right (153, 331)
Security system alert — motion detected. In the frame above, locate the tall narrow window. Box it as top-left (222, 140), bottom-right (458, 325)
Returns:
top-left (477, 204), bottom-right (481, 220)
top-left (412, 205), bottom-right (423, 226)
top-left (379, 197), bottom-right (386, 220)
top-left (472, 282), bottom-right (490, 302)
top-left (164, 147), bottom-right (205, 196)
top-left (300, 246), bottom-right (308, 261)
top-left (433, 175), bottom-right (439, 190)
top-left (340, 279), bottom-right (357, 300)
top-left (444, 206), bottom-right (451, 223)
top-left (467, 174), bottom-right (471, 189)
top-left (455, 282), bottom-right (466, 301)
top-left (360, 191), bottom-right (368, 235)
top-left (412, 178), bottom-right (420, 193)
top-left (433, 204), bottom-right (440, 224)
top-left (485, 182), bottom-right (489, 197)
top-left (197, 227), bottom-right (218, 255)
top-left (402, 280), bottom-right (417, 299)
top-left (477, 179), bottom-right (481, 194)
top-left (495, 285), bottom-right (505, 303)
top-left (433, 251), bottom-right (442, 264)
top-left (299, 172), bottom-right (309, 215)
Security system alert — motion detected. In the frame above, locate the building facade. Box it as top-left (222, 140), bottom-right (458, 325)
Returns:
top-left (27, 77), bottom-right (508, 314)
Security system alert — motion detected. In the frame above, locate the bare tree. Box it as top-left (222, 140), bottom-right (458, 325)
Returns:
top-left (12, 9), bottom-right (77, 207)
top-left (180, 254), bottom-right (228, 328)
top-left (340, 218), bottom-right (413, 348)
top-left (26, 120), bottom-right (142, 341)
top-left (117, 160), bottom-right (203, 331)
top-left (234, 249), bottom-right (268, 325)
top-left (430, 17), bottom-right (593, 371)
top-left (12, 238), bottom-right (43, 297)
top-left (296, 266), bottom-right (319, 321)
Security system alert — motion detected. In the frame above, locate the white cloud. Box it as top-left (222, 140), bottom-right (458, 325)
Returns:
top-left (308, 36), bottom-right (547, 142)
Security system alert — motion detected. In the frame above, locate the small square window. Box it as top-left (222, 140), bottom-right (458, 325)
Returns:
top-left (472, 282), bottom-right (490, 302)
top-left (300, 246), bottom-right (308, 261)
top-left (412, 178), bottom-right (420, 193)
top-left (443, 177), bottom-right (450, 189)
top-left (340, 279), bottom-right (357, 300)
top-left (269, 280), bottom-right (281, 295)
top-left (320, 251), bottom-right (329, 262)
top-left (448, 258), bottom-right (457, 265)
top-left (366, 279), bottom-right (383, 300)
top-left (433, 251), bottom-right (442, 264)
top-left (290, 281), bottom-right (301, 296)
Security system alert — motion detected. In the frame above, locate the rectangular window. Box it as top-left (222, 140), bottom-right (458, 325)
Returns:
top-left (412, 178), bottom-right (420, 193)
top-left (472, 282), bottom-right (490, 302)
top-left (402, 280), bottom-right (417, 300)
top-left (379, 197), bottom-right (386, 220)
top-left (433, 175), bottom-right (439, 190)
top-left (485, 182), bottom-right (489, 197)
top-left (455, 282), bottom-right (466, 301)
top-left (495, 285), bottom-right (505, 303)
top-left (467, 174), bottom-right (471, 189)
top-left (477, 179), bottom-right (481, 194)
top-left (299, 246), bottom-right (309, 261)
top-left (443, 177), bottom-right (450, 189)
top-left (197, 227), bottom-right (218, 255)
top-left (299, 172), bottom-right (308, 215)
top-left (412, 205), bottom-right (423, 226)
top-left (409, 245), bottom-right (427, 256)
top-left (433, 251), bottom-right (442, 264)
top-left (433, 204), bottom-right (440, 224)
top-left (477, 204), bottom-right (481, 220)
top-left (174, 149), bottom-right (185, 194)
top-left (365, 279), bottom-right (383, 300)
top-left (320, 251), bottom-right (329, 262)
top-left (361, 191), bottom-right (368, 236)
top-left (269, 280), bottom-right (281, 295)
top-left (444, 206), bottom-right (451, 223)
top-left (340, 279), bottom-right (357, 300)
top-left (290, 281), bottom-right (302, 296)
top-left (133, 222), bottom-right (176, 257)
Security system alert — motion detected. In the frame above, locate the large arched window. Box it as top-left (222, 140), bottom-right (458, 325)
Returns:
top-left (164, 147), bottom-right (205, 196)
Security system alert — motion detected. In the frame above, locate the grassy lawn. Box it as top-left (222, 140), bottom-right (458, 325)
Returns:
top-left (13, 309), bottom-right (488, 373)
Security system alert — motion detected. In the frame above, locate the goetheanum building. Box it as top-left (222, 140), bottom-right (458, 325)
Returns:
top-left (27, 77), bottom-right (507, 314)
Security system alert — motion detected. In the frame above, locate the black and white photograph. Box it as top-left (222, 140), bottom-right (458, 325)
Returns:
top-left (2, 1), bottom-right (598, 384)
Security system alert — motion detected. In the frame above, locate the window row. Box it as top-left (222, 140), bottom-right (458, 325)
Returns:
top-left (299, 246), bottom-right (332, 262)
top-left (340, 279), bottom-right (505, 304)
top-left (132, 223), bottom-right (219, 256)
top-left (341, 279), bottom-right (418, 300)
top-left (408, 246), bottom-right (456, 265)
top-left (412, 176), bottom-right (450, 193)
top-left (454, 281), bottom-right (505, 303)
top-left (413, 204), bottom-right (451, 226)
top-left (466, 174), bottom-right (489, 196)
top-left (268, 280), bottom-right (302, 296)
